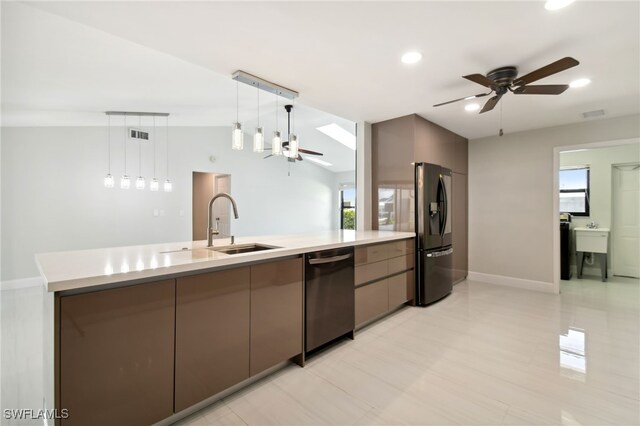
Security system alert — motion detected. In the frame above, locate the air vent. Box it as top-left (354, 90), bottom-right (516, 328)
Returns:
top-left (582, 109), bottom-right (605, 119)
top-left (129, 128), bottom-right (150, 141)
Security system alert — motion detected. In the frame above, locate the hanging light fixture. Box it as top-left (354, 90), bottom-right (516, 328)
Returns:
top-left (135, 115), bottom-right (146, 190)
top-left (272, 92), bottom-right (283, 156)
top-left (232, 79), bottom-right (243, 150)
top-left (164, 115), bottom-right (172, 192)
top-left (120, 115), bottom-right (131, 189)
top-left (253, 84), bottom-right (264, 152)
top-left (104, 114), bottom-right (114, 188)
top-left (150, 115), bottom-right (159, 191)
top-left (288, 99), bottom-right (299, 158)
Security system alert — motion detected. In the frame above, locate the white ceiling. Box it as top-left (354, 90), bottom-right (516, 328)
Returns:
top-left (18, 0), bottom-right (640, 140)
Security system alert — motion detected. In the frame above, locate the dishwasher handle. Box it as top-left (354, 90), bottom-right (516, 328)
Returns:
top-left (308, 253), bottom-right (353, 265)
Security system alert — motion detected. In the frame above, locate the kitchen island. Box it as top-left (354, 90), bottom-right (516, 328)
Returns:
top-left (37, 230), bottom-right (415, 425)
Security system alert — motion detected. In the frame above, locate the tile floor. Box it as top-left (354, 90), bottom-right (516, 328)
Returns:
top-left (1, 275), bottom-right (638, 425)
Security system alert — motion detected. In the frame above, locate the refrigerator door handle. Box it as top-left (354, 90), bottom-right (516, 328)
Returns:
top-left (438, 175), bottom-right (446, 237)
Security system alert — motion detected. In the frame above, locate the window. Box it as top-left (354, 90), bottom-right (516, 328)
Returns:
top-left (340, 187), bottom-right (356, 230)
top-left (559, 167), bottom-right (590, 216)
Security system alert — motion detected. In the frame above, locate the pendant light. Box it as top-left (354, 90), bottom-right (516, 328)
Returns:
top-left (150, 116), bottom-right (159, 191)
top-left (288, 99), bottom-right (299, 158)
top-left (253, 84), bottom-right (264, 152)
top-left (120, 115), bottom-right (131, 189)
top-left (232, 79), bottom-right (243, 150)
top-left (164, 115), bottom-right (172, 192)
top-left (272, 92), bottom-right (282, 156)
top-left (135, 115), bottom-right (145, 190)
top-left (104, 114), bottom-right (114, 188)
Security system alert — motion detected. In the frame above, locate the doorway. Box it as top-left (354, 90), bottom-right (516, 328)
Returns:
top-left (192, 172), bottom-right (231, 241)
top-left (612, 164), bottom-right (640, 278)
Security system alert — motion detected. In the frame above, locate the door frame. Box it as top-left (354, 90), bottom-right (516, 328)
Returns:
top-left (552, 137), bottom-right (640, 294)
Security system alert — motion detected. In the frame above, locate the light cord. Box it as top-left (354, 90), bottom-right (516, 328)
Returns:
top-left (107, 114), bottom-right (111, 174)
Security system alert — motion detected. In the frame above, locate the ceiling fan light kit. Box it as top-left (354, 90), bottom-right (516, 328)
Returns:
top-left (434, 57), bottom-right (580, 114)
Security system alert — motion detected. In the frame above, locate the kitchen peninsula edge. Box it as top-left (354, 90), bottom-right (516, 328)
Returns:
top-left (37, 230), bottom-right (414, 426)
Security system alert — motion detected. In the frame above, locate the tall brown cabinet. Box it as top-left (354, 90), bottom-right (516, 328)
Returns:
top-left (372, 114), bottom-right (468, 283)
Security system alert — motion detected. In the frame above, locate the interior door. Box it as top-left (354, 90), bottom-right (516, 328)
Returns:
top-left (612, 164), bottom-right (640, 278)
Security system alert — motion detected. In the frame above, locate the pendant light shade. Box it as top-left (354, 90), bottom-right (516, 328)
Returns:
top-left (272, 131), bottom-right (282, 156)
top-left (121, 115), bottom-right (130, 189)
top-left (289, 133), bottom-right (299, 158)
top-left (164, 179), bottom-right (173, 192)
top-left (120, 175), bottom-right (131, 189)
top-left (253, 127), bottom-right (264, 152)
top-left (232, 122), bottom-right (244, 150)
top-left (104, 115), bottom-right (114, 188)
top-left (150, 178), bottom-right (159, 192)
top-left (135, 176), bottom-right (146, 190)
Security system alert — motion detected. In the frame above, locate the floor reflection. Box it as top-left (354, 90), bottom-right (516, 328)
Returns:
top-left (559, 327), bottom-right (586, 381)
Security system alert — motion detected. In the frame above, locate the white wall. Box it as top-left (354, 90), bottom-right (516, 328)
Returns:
top-left (560, 144), bottom-right (640, 272)
top-left (468, 115), bottom-right (640, 289)
top-left (1, 126), bottom-right (341, 280)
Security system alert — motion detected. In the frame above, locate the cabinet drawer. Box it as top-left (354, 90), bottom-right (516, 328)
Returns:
top-left (388, 254), bottom-right (414, 275)
top-left (355, 260), bottom-right (388, 286)
top-left (387, 239), bottom-right (415, 259)
top-left (355, 243), bottom-right (388, 266)
top-left (388, 271), bottom-right (414, 308)
top-left (355, 280), bottom-right (389, 326)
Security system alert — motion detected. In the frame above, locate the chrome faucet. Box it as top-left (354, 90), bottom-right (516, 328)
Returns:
top-left (207, 193), bottom-right (239, 247)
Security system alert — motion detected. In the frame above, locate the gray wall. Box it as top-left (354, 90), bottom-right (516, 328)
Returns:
top-left (1, 126), bottom-right (343, 280)
top-left (468, 114), bottom-right (640, 285)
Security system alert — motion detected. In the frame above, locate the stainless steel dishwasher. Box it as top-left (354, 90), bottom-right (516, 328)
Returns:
top-left (305, 247), bottom-right (355, 352)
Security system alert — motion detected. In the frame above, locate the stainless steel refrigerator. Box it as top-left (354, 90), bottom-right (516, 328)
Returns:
top-left (415, 163), bottom-right (454, 306)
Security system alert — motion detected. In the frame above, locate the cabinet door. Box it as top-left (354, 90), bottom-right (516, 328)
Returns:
top-left (59, 280), bottom-right (175, 426)
top-left (355, 280), bottom-right (389, 326)
top-left (388, 271), bottom-right (414, 308)
top-left (250, 258), bottom-right (303, 376)
top-left (175, 268), bottom-right (250, 412)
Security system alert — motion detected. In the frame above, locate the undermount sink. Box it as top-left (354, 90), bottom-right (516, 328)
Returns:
top-left (210, 243), bottom-right (280, 255)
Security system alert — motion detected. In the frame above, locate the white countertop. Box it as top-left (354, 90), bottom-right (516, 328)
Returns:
top-left (574, 227), bottom-right (610, 232)
top-left (36, 230), bottom-right (415, 292)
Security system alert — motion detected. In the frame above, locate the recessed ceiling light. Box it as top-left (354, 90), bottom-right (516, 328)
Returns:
top-left (570, 78), bottom-right (591, 88)
top-left (465, 103), bottom-right (480, 112)
top-left (544, 0), bottom-right (575, 11)
top-left (305, 156), bottom-right (333, 167)
top-left (316, 123), bottom-right (356, 150)
top-left (401, 52), bottom-right (422, 64)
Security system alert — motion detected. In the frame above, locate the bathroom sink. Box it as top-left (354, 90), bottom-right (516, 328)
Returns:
top-left (210, 243), bottom-right (280, 255)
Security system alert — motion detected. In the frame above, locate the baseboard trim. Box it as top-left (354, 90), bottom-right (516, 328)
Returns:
top-left (1, 276), bottom-right (42, 291)
top-left (467, 271), bottom-right (555, 293)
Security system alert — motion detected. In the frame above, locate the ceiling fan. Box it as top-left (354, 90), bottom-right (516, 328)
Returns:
top-left (434, 57), bottom-right (580, 113)
top-left (264, 104), bottom-right (324, 162)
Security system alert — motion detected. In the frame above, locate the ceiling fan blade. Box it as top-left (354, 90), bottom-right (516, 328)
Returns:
top-left (433, 92), bottom-right (492, 107)
top-left (463, 74), bottom-right (495, 88)
top-left (513, 84), bottom-right (569, 95)
top-left (298, 148), bottom-right (323, 156)
top-left (479, 95), bottom-right (502, 114)
top-left (513, 57), bottom-right (579, 86)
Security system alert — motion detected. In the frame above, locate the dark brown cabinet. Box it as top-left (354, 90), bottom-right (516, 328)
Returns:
top-left (59, 280), bottom-right (175, 426)
top-left (175, 267), bottom-right (251, 412)
top-left (250, 258), bottom-right (303, 376)
top-left (372, 114), bottom-right (468, 282)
